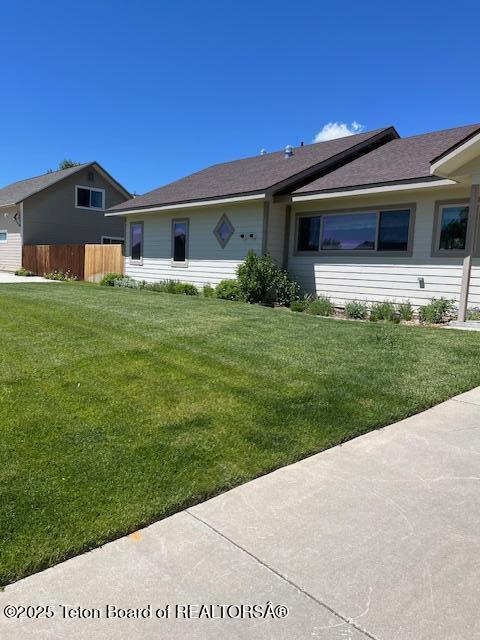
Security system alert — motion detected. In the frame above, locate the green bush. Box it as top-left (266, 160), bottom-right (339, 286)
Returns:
top-left (369, 301), bottom-right (398, 323)
top-left (290, 296), bottom-right (310, 313)
top-left (306, 295), bottom-right (334, 317)
top-left (14, 267), bottom-right (34, 277)
top-left (203, 283), bottom-right (215, 298)
top-left (215, 279), bottom-right (242, 301)
top-left (418, 298), bottom-right (455, 324)
top-left (113, 276), bottom-right (139, 288)
top-left (345, 300), bottom-right (368, 320)
top-left (44, 270), bottom-right (77, 281)
top-left (236, 250), bottom-right (300, 306)
top-left (139, 280), bottom-right (198, 295)
top-left (467, 307), bottom-right (480, 320)
top-left (100, 272), bottom-right (124, 286)
top-left (397, 300), bottom-right (413, 322)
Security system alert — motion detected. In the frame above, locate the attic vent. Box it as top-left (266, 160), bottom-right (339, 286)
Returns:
top-left (284, 145), bottom-right (294, 158)
top-left (87, 170), bottom-right (94, 182)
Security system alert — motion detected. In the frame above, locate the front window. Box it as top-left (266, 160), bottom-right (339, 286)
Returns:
top-left (130, 223), bottom-right (143, 261)
top-left (172, 219), bottom-right (188, 262)
top-left (0, 231), bottom-right (7, 242)
top-left (296, 208), bottom-right (412, 253)
top-left (378, 210), bottom-right (411, 251)
top-left (439, 205), bottom-right (469, 251)
top-left (76, 186), bottom-right (105, 210)
top-left (298, 216), bottom-right (320, 251)
top-left (321, 212), bottom-right (376, 250)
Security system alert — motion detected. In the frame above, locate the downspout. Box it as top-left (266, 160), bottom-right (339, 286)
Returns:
top-left (458, 177), bottom-right (480, 322)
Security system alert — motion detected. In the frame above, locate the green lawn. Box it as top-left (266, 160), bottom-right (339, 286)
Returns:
top-left (2, 282), bottom-right (480, 586)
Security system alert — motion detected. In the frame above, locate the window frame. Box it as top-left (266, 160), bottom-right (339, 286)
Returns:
top-left (0, 230), bottom-right (7, 243)
top-left (294, 203), bottom-right (415, 257)
top-left (101, 236), bottom-right (125, 245)
top-left (214, 213), bottom-right (235, 248)
top-left (129, 221), bottom-right (144, 264)
top-left (431, 199), bottom-right (473, 257)
top-left (75, 185), bottom-right (105, 211)
top-left (171, 218), bottom-right (189, 267)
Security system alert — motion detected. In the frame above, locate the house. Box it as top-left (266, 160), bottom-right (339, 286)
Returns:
top-left (106, 123), bottom-right (480, 321)
top-left (0, 162), bottom-right (130, 272)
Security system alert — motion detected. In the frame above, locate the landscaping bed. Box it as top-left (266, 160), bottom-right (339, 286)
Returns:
top-left (1, 282), bottom-right (480, 586)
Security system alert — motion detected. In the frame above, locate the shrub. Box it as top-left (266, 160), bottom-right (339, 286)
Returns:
top-left (418, 298), bottom-right (455, 324)
top-left (369, 301), bottom-right (398, 323)
top-left (112, 275), bottom-right (139, 288)
top-left (290, 296), bottom-right (310, 313)
top-left (397, 300), bottom-right (413, 322)
top-left (100, 272), bottom-right (123, 286)
top-left (174, 282), bottom-right (199, 296)
top-left (306, 295), bottom-right (334, 317)
top-left (236, 250), bottom-right (300, 306)
top-left (467, 307), bottom-right (480, 321)
top-left (215, 279), bottom-right (242, 301)
top-left (44, 270), bottom-right (77, 281)
top-left (14, 267), bottom-right (34, 277)
top-left (345, 300), bottom-right (368, 320)
top-left (203, 283), bottom-right (215, 298)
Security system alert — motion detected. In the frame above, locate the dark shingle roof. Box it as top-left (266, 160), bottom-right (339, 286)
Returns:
top-left (109, 128), bottom-right (396, 212)
top-left (294, 124), bottom-right (480, 195)
top-left (0, 163), bottom-right (93, 207)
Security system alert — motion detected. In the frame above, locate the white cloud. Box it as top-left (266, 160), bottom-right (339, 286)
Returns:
top-left (313, 121), bottom-right (364, 143)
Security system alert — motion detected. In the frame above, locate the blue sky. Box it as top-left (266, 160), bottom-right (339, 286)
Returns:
top-left (1, 0), bottom-right (479, 195)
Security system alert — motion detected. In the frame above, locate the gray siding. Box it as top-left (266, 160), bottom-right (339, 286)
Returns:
top-left (266, 203), bottom-right (286, 266)
top-left (124, 202), bottom-right (264, 286)
top-left (22, 167), bottom-right (126, 245)
top-left (0, 209), bottom-right (21, 271)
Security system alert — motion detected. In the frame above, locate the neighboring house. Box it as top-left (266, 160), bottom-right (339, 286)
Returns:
top-left (107, 123), bottom-right (480, 320)
top-left (0, 162), bottom-right (130, 272)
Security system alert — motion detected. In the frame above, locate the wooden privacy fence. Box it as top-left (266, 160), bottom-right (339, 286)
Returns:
top-left (22, 244), bottom-right (124, 282)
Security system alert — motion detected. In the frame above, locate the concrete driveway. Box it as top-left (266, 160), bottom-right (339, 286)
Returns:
top-left (0, 271), bottom-right (57, 283)
top-left (1, 388), bottom-right (480, 639)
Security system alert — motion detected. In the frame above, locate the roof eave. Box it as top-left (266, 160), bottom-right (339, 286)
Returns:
top-left (106, 192), bottom-right (266, 216)
top-left (291, 177), bottom-right (457, 202)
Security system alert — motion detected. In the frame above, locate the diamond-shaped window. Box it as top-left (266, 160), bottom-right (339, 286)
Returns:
top-left (214, 213), bottom-right (235, 248)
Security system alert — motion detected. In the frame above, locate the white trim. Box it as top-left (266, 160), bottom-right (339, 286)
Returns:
top-left (0, 229), bottom-right (7, 243)
top-left (105, 193), bottom-right (266, 216)
top-left (101, 235), bottom-right (124, 243)
top-left (431, 132), bottom-right (480, 176)
top-left (75, 185), bottom-right (105, 211)
top-left (292, 180), bottom-right (457, 202)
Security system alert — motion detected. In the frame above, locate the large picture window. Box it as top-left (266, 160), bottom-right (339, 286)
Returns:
top-left (172, 219), bottom-right (189, 263)
top-left (130, 222), bottom-right (143, 262)
top-left (296, 207), bottom-right (412, 254)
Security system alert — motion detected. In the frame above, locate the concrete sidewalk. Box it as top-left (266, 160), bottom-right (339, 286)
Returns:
top-left (2, 389), bottom-right (480, 639)
top-left (0, 272), bottom-right (59, 283)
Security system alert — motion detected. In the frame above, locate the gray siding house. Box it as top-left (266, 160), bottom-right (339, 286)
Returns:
top-left (106, 122), bottom-right (480, 322)
top-left (0, 162), bottom-right (130, 271)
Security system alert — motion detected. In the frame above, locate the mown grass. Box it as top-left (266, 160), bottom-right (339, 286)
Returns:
top-left (1, 282), bottom-right (480, 585)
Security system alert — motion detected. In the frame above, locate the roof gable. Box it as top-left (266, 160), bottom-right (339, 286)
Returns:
top-left (294, 124), bottom-right (480, 195)
top-left (0, 162), bottom-right (130, 208)
top-left (108, 127), bottom-right (397, 212)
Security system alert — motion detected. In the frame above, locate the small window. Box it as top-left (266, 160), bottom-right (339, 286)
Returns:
top-left (102, 236), bottom-right (124, 245)
top-left (378, 209), bottom-right (411, 251)
top-left (439, 205), bottom-right (469, 251)
top-left (321, 212), bottom-right (376, 250)
top-left (214, 214), bottom-right (234, 247)
top-left (172, 219), bottom-right (188, 263)
top-left (0, 231), bottom-right (7, 242)
top-left (297, 216), bottom-right (320, 251)
top-left (76, 186), bottom-right (105, 210)
top-left (130, 222), bottom-right (143, 261)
